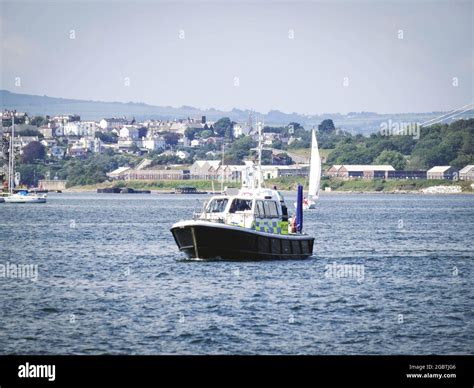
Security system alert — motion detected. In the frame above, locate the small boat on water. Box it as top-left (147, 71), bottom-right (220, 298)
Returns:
top-left (3, 114), bottom-right (47, 204)
top-left (97, 187), bottom-right (150, 194)
top-left (170, 124), bottom-right (314, 261)
top-left (174, 186), bottom-right (207, 194)
top-left (4, 190), bottom-right (47, 203)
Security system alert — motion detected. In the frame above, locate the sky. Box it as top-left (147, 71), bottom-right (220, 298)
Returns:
top-left (0, 0), bottom-right (472, 115)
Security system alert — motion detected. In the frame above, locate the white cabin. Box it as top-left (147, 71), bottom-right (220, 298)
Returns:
top-left (198, 188), bottom-right (290, 234)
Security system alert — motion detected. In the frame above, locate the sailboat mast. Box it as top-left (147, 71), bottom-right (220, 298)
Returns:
top-left (220, 143), bottom-right (224, 193)
top-left (257, 121), bottom-right (263, 189)
top-left (10, 114), bottom-right (14, 194)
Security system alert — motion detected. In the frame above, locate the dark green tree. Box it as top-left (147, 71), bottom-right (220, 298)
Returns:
top-left (374, 150), bottom-right (406, 170)
top-left (213, 117), bottom-right (233, 138)
top-left (318, 119), bottom-right (335, 132)
top-left (21, 141), bottom-right (46, 163)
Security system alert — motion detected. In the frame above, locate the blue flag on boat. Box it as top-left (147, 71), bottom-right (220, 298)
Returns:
top-left (296, 184), bottom-right (303, 233)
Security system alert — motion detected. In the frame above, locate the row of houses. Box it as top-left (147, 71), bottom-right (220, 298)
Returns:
top-left (107, 160), bottom-right (310, 182)
top-left (327, 165), bottom-right (395, 179)
top-left (327, 164), bottom-right (474, 181)
top-left (106, 161), bottom-right (474, 183)
top-left (189, 160), bottom-right (309, 181)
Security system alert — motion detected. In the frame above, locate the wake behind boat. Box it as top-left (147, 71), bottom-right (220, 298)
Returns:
top-left (170, 123), bottom-right (314, 261)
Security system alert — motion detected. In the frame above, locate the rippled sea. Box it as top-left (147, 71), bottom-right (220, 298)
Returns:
top-left (0, 193), bottom-right (472, 354)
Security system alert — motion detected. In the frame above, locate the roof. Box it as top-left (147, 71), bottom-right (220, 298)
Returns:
top-left (103, 118), bottom-right (128, 123)
top-left (459, 165), bottom-right (474, 174)
top-left (427, 166), bottom-right (452, 173)
top-left (193, 160), bottom-right (208, 168)
top-left (107, 166), bottom-right (131, 176)
top-left (219, 165), bottom-right (247, 172)
top-left (342, 165), bottom-right (395, 172)
top-left (273, 164), bottom-right (309, 170)
top-left (207, 160), bottom-right (221, 169)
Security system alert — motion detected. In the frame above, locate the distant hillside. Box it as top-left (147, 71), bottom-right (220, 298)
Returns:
top-left (1, 89), bottom-right (473, 134)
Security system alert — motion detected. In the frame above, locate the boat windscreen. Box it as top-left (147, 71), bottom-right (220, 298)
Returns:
top-left (206, 198), bottom-right (228, 213)
top-left (229, 198), bottom-right (252, 213)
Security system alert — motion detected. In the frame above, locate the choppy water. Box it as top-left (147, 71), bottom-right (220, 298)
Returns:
top-left (0, 192), bottom-right (472, 354)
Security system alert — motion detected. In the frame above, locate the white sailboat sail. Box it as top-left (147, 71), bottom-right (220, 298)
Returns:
top-left (307, 129), bottom-right (321, 200)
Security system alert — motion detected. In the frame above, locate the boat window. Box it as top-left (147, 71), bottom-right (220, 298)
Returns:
top-left (206, 198), bottom-right (228, 213)
top-left (256, 200), bottom-right (265, 218)
top-left (281, 204), bottom-right (288, 221)
top-left (269, 201), bottom-right (279, 218)
top-left (264, 200), bottom-right (279, 218)
top-left (229, 198), bottom-right (252, 213)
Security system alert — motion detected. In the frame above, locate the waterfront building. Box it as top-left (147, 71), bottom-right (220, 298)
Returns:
top-left (106, 167), bottom-right (132, 180)
top-left (190, 160), bottom-right (221, 180)
top-left (38, 179), bottom-right (67, 191)
top-left (387, 170), bottom-right (427, 180)
top-left (326, 165), bottom-right (343, 178)
top-left (427, 166), bottom-right (456, 180)
top-left (459, 165), bottom-right (474, 181)
top-left (330, 165), bottom-right (395, 179)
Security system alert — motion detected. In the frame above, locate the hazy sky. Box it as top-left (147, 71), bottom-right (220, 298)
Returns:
top-left (0, 0), bottom-right (472, 114)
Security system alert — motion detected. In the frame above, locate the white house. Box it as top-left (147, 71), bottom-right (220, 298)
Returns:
top-left (459, 165), bottom-right (474, 181)
top-left (233, 123), bottom-right (252, 138)
top-left (38, 125), bottom-right (54, 138)
top-left (14, 136), bottom-right (39, 152)
top-left (40, 139), bottom-right (57, 148)
top-left (107, 166), bottom-right (131, 180)
top-left (328, 164), bottom-right (395, 179)
top-left (176, 150), bottom-right (190, 160)
top-left (99, 118), bottom-right (128, 130)
top-left (93, 137), bottom-right (102, 153)
top-left (263, 132), bottom-right (280, 146)
top-left (119, 126), bottom-right (139, 140)
top-left (142, 136), bottom-right (166, 151)
top-left (190, 160), bottom-right (221, 179)
top-left (169, 122), bottom-right (188, 135)
top-left (69, 137), bottom-right (102, 154)
top-left (427, 166), bottom-right (456, 180)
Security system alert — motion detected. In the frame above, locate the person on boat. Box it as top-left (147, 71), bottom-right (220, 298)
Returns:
top-left (288, 216), bottom-right (297, 234)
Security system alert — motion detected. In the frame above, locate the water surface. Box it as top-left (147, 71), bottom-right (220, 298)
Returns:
top-left (0, 193), bottom-right (472, 354)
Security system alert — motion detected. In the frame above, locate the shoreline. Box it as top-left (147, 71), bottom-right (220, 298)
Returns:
top-left (62, 187), bottom-right (474, 195)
